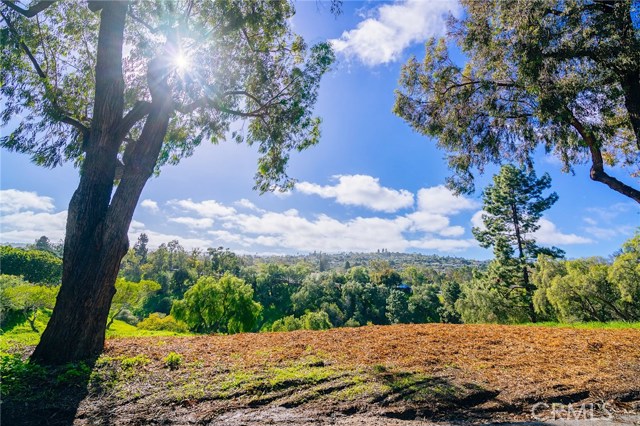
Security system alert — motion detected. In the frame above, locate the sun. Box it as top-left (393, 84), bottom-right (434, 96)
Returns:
top-left (174, 53), bottom-right (190, 72)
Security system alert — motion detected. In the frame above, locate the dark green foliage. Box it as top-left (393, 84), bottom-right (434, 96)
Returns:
top-left (439, 281), bottom-right (462, 324)
top-left (408, 284), bottom-right (441, 323)
top-left (0, 246), bottom-right (62, 284)
top-left (470, 165), bottom-right (563, 322)
top-left (386, 290), bottom-right (410, 324)
top-left (394, 0), bottom-right (640, 201)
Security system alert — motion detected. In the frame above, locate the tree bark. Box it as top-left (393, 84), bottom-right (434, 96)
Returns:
top-left (29, 1), bottom-right (173, 364)
top-left (568, 113), bottom-right (640, 203)
top-left (510, 201), bottom-right (537, 323)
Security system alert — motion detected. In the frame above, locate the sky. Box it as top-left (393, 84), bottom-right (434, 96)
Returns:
top-left (1, 0), bottom-right (638, 259)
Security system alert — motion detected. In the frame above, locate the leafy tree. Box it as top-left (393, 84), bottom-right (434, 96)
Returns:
top-left (438, 280), bottom-right (462, 323)
top-left (394, 0), bottom-right (640, 202)
top-left (300, 310), bottom-right (332, 330)
top-left (271, 315), bottom-right (303, 332)
top-left (1, 1), bottom-right (334, 363)
top-left (455, 276), bottom-right (523, 323)
top-left (0, 246), bottom-right (62, 284)
top-left (3, 284), bottom-right (59, 332)
top-left (472, 165), bottom-right (563, 322)
top-left (386, 289), bottom-right (410, 324)
top-left (107, 279), bottom-right (160, 329)
top-left (172, 274), bottom-right (261, 334)
top-left (133, 233), bottom-right (149, 263)
top-left (608, 231), bottom-right (640, 319)
top-left (207, 247), bottom-right (242, 277)
top-left (407, 284), bottom-right (441, 323)
top-left (544, 258), bottom-right (627, 322)
top-left (291, 272), bottom-right (340, 316)
top-left (31, 236), bottom-right (63, 257)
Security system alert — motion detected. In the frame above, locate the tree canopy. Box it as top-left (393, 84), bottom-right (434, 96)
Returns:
top-left (1, 0), bottom-right (334, 191)
top-left (394, 0), bottom-right (640, 202)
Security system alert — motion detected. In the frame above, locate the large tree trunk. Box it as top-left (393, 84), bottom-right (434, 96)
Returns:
top-left (31, 2), bottom-right (173, 365)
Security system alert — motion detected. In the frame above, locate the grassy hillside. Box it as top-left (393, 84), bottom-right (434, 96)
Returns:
top-left (2, 323), bottom-right (639, 425)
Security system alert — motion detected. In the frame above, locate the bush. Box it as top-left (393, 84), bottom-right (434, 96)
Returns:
top-left (164, 352), bottom-right (182, 370)
top-left (0, 246), bottom-right (62, 284)
top-left (271, 315), bottom-right (303, 332)
top-left (137, 313), bottom-right (189, 333)
top-left (301, 311), bottom-right (332, 330)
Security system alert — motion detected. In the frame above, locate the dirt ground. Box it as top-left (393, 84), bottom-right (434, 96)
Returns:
top-left (3, 324), bottom-right (640, 425)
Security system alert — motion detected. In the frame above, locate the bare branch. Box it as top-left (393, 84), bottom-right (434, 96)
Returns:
top-left (1, 0), bottom-right (56, 17)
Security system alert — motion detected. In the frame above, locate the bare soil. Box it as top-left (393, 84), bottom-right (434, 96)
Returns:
top-left (3, 324), bottom-right (640, 425)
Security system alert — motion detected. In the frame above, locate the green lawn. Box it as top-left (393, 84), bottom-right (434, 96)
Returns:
top-left (0, 312), bottom-right (190, 353)
top-left (518, 321), bottom-right (640, 329)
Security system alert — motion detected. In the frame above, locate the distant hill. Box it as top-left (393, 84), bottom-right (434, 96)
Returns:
top-left (242, 251), bottom-right (488, 272)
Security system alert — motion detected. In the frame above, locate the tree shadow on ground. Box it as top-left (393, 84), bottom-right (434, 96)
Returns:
top-left (0, 354), bottom-right (96, 426)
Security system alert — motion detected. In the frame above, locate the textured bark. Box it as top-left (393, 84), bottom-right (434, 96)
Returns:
top-left (28, 1), bottom-right (172, 366)
top-left (568, 114), bottom-right (640, 204)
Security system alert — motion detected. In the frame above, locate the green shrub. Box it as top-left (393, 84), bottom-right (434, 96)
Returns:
top-left (164, 352), bottom-right (182, 370)
top-left (56, 362), bottom-right (91, 386)
top-left (137, 313), bottom-right (189, 333)
top-left (0, 246), bottom-right (62, 284)
top-left (0, 353), bottom-right (47, 396)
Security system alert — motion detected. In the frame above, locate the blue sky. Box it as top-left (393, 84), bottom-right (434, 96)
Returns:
top-left (1, 0), bottom-right (638, 259)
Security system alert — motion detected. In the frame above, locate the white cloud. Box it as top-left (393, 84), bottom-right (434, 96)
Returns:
top-left (582, 203), bottom-right (638, 240)
top-left (169, 217), bottom-right (214, 229)
top-left (534, 218), bottom-right (592, 245)
top-left (169, 198), bottom-right (236, 218)
top-left (417, 185), bottom-right (479, 215)
top-left (234, 198), bottom-right (265, 213)
top-left (330, 0), bottom-right (461, 66)
top-left (0, 210), bottom-right (68, 243)
top-left (126, 229), bottom-right (212, 251)
top-left (0, 189), bottom-right (55, 213)
top-left (297, 174), bottom-right (414, 212)
top-left (470, 210), bottom-right (487, 230)
top-left (140, 199), bottom-right (159, 213)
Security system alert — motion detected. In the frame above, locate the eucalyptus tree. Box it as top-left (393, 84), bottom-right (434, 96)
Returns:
top-left (1, 1), bottom-right (334, 364)
top-left (472, 165), bottom-right (563, 322)
top-left (395, 0), bottom-right (640, 202)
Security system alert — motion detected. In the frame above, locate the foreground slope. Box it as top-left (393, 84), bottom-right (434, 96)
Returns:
top-left (2, 324), bottom-right (640, 425)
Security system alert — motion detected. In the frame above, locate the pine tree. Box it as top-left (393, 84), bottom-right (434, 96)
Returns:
top-left (472, 165), bottom-right (564, 322)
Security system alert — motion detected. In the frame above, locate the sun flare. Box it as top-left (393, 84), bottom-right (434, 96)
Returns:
top-left (174, 53), bottom-right (190, 71)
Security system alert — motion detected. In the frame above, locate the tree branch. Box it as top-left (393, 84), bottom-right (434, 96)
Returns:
top-left (116, 101), bottom-right (152, 141)
top-left (1, 0), bottom-right (56, 17)
top-left (568, 110), bottom-right (640, 203)
top-left (0, 8), bottom-right (89, 137)
top-left (441, 80), bottom-right (519, 96)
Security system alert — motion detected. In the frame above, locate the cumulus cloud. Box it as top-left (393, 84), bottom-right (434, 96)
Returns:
top-left (169, 198), bottom-right (236, 218)
top-left (417, 186), bottom-right (479, 215)
top-left (330, 0), bottom-right (461, 66)
top-left (534, 218), bottom-right (592, 245)
top-left (234, 198), bottom-right (265, 213)
top-left (297, 174), bottom-right (414, 212)
top-left (169, 217), bottom-right (215, 229)
top-left (470, 210), bottom-right (487, 230)
top-left (140, 199), bottom-right (159, 213)
top-left (0, 189), bottom-right (55, 213)
top-left (0, 211), bottom-right (68, 243)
